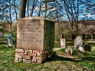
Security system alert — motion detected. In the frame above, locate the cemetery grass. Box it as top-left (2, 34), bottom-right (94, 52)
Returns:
top-left (0, 44), bottom-right (95, 71)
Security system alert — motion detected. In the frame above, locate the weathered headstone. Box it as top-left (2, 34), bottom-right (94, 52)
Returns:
top-left (74, 36), bottom-right (83, 49)
top-left (77, 43), bottom-right (91, 53)
top-left (93, 34), bottom-right (95, 39)
top-left (83, 43), bottom-right (91, 51)
top-left (60, 34), bottom-right (66, 48)
top-left (82, 34), bottom-right (85, 40)
top-left (65, 46), bottom-right (73, 56)
top-left (91, 34), bottom-right (93, 40)
top-left (78, 46), bottom-right (85, 53)
top-left (7, 34), bottom-right (13, 46)
top-left (15, 17), bottom-right (55, 63)
top-left (72, 34), bottom-right (76, 40)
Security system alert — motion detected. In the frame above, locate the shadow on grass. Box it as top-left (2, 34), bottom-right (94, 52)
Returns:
top-left (82, 56), bottom-right (95, 62)
top-left (0, 42), bottom-right (7, 44)
top-left (44, 55), bottom-right (80, 63)
top-left (0, 45), bottom-right (14, 51)
top-left (0, 45), bottom-right (7, 49)
top-left (44, 52), bottom-right (95, 64)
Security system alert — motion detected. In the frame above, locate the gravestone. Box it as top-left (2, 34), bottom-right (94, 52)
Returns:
top-left (60, 34), bottom-right (66, 48)
top-left (91, 34), bottom-right (93, 40)
top-left (78, 46), bottom-right (85, 53)
top-left (78, 43), bottom-right (91, 53)
top-left (82, 34), bottom-right (85, 40)
top-left (65, 46), bottom-right (73, 56)
top-left (7, 34), bottom-right (13, 46)
top-left (74, 36), bottom-right (83, 49)
top-left (72, 34), bottom-right (76, 40)
top-left (93, 34), bottom-right (95, 39)
top-left (15, 17), bottom-right (55, 63)
top-left (83, 43), bottom-right (91, 51)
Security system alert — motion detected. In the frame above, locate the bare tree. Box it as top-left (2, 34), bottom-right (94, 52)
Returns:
top-left (54, 0), bottom-right (59, 21)
top-left (60, 0), bottom-right (80, 36)
top-left (44, 0), bottom-right (47, 18)
top-left (26, 0), bottom-right (30, 17)
top-left (13, 0), bottom-right (18, 20)
top-left (9, 0), bottom-right (12, 22)
top-left (30, 0), bottom-right (36, 16)
top-left (38, 0), bottom-right (42, 16)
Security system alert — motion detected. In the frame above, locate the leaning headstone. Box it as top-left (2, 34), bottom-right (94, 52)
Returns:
top-left (15, 17), bottom-right (55, 63)
top-left (7, 34), bottom-right (13, 46)
top-left (65, 46), bottom-right (73, 56)
top-left (72, 34), bottom-right (76, 40)
top-left (93, 34), bottom-right (95, 39)
top-left (78, 46), bottom-right (85, 53)
top-left (82, 34), bottom-right (85, 40)
top-left (91, 34), bottom-right (93, 40)
top-left (74, 36), bottom-right (83, 49)
top-left (60, 34), bottom-right (66, 48)
top-left (83, 43), bottom-right (91, 51)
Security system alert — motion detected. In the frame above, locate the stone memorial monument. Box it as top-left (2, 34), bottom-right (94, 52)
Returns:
top-left (15, 17), bottom-right (55, 63)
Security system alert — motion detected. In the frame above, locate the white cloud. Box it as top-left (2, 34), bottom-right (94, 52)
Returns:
top-left (80, 15), bottom-right (85, 18)
top-left (60, 16), bottom-right (68, 21)
top-left (49, 8), bottom-right (56, 11)
top-left (35, 7), bottom-right (40, 11)
top-left (86, 14), bottom-right (94, 17)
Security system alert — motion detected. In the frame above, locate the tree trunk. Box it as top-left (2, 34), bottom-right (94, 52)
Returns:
top-left (27, 0), bottom-right (29, 17)
top-left (54, 0), bottom-right (59, 21)
top-left (30, 0), bottom-right (36, 16)
top-left (19, 0), bottom-right (27, 18)
top-left (38, 0), bottom-right (42, 16)
top-left (9, 0), bottom-right (12, 22)
top-left (45, 0), bottom-right (47, 18)
top-left (14, 0), bottom-right (18, 20)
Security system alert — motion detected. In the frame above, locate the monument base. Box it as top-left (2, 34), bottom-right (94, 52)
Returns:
top-left (15, 49), bottom-right (54, 63)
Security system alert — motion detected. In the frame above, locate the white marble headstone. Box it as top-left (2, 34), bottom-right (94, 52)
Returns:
top-left (78, 46), bottom-right (85, 53)
top-left (60, 38), bottom-right (66, 48)
top-left (65, 46), bottom-right (73, 55)
top-left (74, 36), bottom-right (83, 49)
top-left (8, 34), bottom-right (13, 46)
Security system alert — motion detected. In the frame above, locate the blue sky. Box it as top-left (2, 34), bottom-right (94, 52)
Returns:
top-left (0, 0), bottom-right (95, 22)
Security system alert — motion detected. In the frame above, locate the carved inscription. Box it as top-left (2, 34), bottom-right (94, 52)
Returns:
top-left (17, 19), bottom-right (43, 50)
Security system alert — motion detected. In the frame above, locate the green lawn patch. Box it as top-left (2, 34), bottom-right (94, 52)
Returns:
top-left (0, 40), bottom-right (95, 71)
